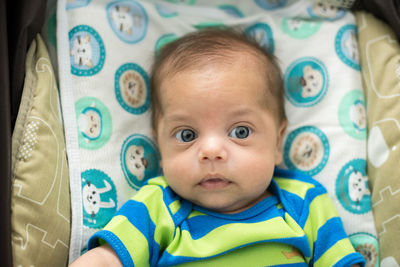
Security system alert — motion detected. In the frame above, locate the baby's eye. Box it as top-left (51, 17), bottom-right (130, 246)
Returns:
top-left (229, 126), bottom-right (252, 139)
top-left (176, 129), bottom-right (197, 142)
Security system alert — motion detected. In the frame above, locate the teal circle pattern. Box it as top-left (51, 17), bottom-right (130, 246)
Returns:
top-left (338, 90), bottom-right (367, 140)
top-left (115, 63), bottom-right (150, 115)
top-left (245, 23), bottom-right (274, 53)
top-left (255, 0), bottom-right (287, 10)
top-left (218, 5), bottom-right (244, 18)
top-left (81, 169), bottom-right (117, 229)
top-left (155, 3), bottom-right (178, 17)
top-left (120, 134), bottom-right (161, 189)
top-left (106, 0), bottom-right (148, 44)
top-left (335, 24), bottom-right (360, 70)
top-left (155, 33), bottom-right (179, 56)
top-left (66, 0), bottom-right (91, 10)
top-left (307, 3), bottom-right (346, 21)
top-left (349, 232), bottom-right (379, 267)
top-left (165, 0), bottom-right (196, 4)
top-left (281, 17), bottom-right (321, 39)
top-left (69, 25), bottom-right (105, 76)
top-left (75, 97), bottom-right (112, 150)
top-left (336, 159), bottom-right (371, 214)
top-left (283, 126), bottom-right (330, 176)
top-left (284, 57), bottom-right (329, 107)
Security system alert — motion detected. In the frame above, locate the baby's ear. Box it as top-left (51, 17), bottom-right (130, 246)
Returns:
top-left (275, 120), bottom-right (288, 165)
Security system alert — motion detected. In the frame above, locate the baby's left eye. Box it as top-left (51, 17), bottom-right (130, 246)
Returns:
top-left (229, 126), bottom-right (252, 139)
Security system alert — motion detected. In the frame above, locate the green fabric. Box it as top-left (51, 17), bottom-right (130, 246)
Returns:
top-left (357, 11), bottom-right (400, 265)
top-left (11, 34), bottom-right (70, 266)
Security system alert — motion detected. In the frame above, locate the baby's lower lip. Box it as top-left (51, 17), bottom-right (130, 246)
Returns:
top-left (199, 178), bottom-right (231, 190)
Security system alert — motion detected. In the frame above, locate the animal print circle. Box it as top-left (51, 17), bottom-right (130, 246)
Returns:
top-left (338, 90), bottom-right (367, 140)
top-left (106, 0), bottom-right (148, 43)
top-left (120, 134), bottom-right (161, 189)
top-left (245, 23), bottom-right (274, 53)
top-left (336, 159), bottom-right (371, 214)
top-left (81, 169), bottom-right (117, 229)
top-left (69, 25), bottom-right (105, 76)
top-left (335, 24), bottom-right (360, 70)
top-left (281, 17), bottom-right (321, 39)
top-left (115, 63), bottom-right (150, 114)
top-left (155, 33), bottom-right (179, 56)
top-left (307, 2), bottom-right (346, 21)
top-left (218, 4), bottom-right (244, 18)
top-left (75, 97), bottom-right (112, 150)
top-left (349, 233), bottom-right (379, 267)
top-left (284, 57), bottom-right (329, 107)
top-left (283, 126), bottom-right (330, 176)
top-left (254, 0), bottom-right (288, 10)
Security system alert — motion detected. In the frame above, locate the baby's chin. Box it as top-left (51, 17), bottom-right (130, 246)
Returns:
top-left (191, 198), bottom-right (251, 214)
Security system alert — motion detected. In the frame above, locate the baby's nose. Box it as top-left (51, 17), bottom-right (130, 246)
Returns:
top-left (198, 136), bottom-right (227, 162)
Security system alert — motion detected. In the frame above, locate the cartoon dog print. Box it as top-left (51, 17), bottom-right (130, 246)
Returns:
top-left (350, 101), bottom-right (366, 131)
top-left (348, 170), bottom-right (370, 204)
top-left (78, 104), bottom-right (102, 142)
top-left (300, 65), bottom-right (323, 98)
top-left (126, 145), bottom-right (148, 181)
top-left (70, 34), bottom-right (93, 68)
top-left (312, 2), bottom-right (340, 19)
top-left (120, 70), bottom-right (146, 108)
top-left (344, 31), bottom-right (359, 63)
top-left (82, 179), bottom-right (116, 220)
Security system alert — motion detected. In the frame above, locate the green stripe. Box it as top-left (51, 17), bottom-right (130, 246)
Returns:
top-left (132, 182), bottom-right (175, 249)
top-left (104, 215), bottom-right (150, 267)
top-left (177, 243), bottom-right (305, 266)
top-left (169, 200), bottom-right (180, 215)
top-left (303, 193), bottom-right (339, 262)
top-left (187, 210), bottom-right (206, 219)
top-left (314, 238), bottom-right (356, 267)
top-left (167, 216), bottom-right (305, 258)
top-left (274, 177), bottom-right (315, 199)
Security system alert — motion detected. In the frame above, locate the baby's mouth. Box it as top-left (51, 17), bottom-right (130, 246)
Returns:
top-left (198, 175), bottom-right (231, 190)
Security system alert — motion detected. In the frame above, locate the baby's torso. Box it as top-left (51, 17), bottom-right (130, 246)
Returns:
top-left (156, 196), bottom-right (310, 266)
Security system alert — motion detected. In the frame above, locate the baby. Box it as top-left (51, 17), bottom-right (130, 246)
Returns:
top-left (71, 28), bottom-right (365, 266)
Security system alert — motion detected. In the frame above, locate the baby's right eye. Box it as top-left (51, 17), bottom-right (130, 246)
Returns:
top-left (176, 129), bottom-right (197, 142)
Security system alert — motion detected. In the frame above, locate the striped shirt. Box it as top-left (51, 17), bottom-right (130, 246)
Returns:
top-left (88, 168), bottom-right (365, 267)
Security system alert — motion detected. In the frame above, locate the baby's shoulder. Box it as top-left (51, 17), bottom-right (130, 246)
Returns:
top-left (272, 168), bottom-right (329, 220)
top-left (273, 168), bottom-right (327, 196)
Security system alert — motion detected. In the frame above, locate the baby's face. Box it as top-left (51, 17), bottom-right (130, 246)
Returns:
top-left (156, 60), bottom-right (286, 214)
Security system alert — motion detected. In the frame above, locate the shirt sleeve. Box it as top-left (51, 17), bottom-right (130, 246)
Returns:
top-left (88, 177), bottom-right (177, 267)
top-left (300, 184), bottom-right (366, 267)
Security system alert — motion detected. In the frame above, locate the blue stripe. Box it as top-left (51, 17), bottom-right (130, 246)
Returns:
top-left (332, 252), bottom-right (366, 267)
top-left (298, 186), bottom-right (327, 228)
top-left (184, 203), bottom-right (282, 240)
top-left (115, 200), bottom-right (159, 266)
top-left (88, 230), bottom-right (134, 267)
top-left (311, 217), bottom-right (348, 264)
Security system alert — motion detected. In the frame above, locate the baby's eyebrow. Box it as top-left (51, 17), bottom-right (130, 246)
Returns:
top-left (163, 113), bottom-right (191, 123)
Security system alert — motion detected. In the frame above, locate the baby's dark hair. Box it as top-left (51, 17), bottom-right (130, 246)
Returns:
top-left (150, 28), bottom-right (286, 133)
